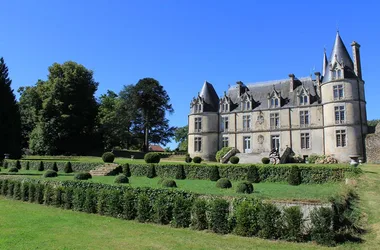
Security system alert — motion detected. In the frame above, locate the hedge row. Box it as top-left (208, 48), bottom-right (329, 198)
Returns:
top-left (0, 176), bottom-right (361, 246)
top-left (3, 160), bottom-right (99, 172)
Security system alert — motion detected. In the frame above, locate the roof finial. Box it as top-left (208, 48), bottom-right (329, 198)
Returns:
top-left (336, 21), bottom-right (339, 33)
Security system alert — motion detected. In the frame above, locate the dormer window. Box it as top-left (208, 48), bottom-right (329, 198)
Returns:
top-left (242, 101), bottom-right (251, 111)
top-left (195, 103), bottom-right (202, 113)
top-left (270, 97), bottom-right (279, 108)
top-left (299, 95), bottom-right (308, 105)
top-left (221, 103), bottom-right (229, 112)
top-left (331, 64), bottom-right (344, 80)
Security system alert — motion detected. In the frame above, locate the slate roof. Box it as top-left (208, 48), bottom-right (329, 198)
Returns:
top-left (198, 81), bottom-right (220, 112)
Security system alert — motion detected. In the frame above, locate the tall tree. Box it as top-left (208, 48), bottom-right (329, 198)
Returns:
top-left (0, 57), bottom-right (21, 159)
top-left (174, 125), bottom-right (188, 151)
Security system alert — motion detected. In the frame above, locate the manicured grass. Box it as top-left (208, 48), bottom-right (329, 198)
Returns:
top-left (0, 197), bottom-right (329, 250)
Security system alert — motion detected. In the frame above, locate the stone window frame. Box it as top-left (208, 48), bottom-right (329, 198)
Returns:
top-left (222, 136), bottom-right (229, 148)
top-left (194, 137), bottom-right (202, 152)
top-left (220, 116), bottom-right (229, 132)
top-left (334, 104), bottom-right (346, 124)
top-left (270, 112), bottom-right (280, 130)
top-left (194, 103), bottom-right (202, 113)
top-left (269, 97), bottom-right (280, 108)
top-left (331, 62), bottom-right (344, 80)
top-left (194, 117), bottom-right (202, 132)
top-left (299, 109), bottom-right (310, 128)
top-left (333, 84), bottom-right (345, 100)
top-left (242, 114), bottom-right (251, 131)
top-left (335, 129), bottom-right (347, 148)
top-left (300, 131), bottom-right (311, 149)
top-left (220, 102), bottom-right (229, 113)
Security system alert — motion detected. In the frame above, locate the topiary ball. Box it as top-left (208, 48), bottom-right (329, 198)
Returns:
top-left (44, 170), bottom-right (58, 178)
top-left (216, 178), bottom-right (232, 189)
top-left (230, 156), bottom-right (240, 164)
top-left (144, 152), bottom-right (161, 163)
top-left (185, 154), bottom-right (192, 163)
top-left (74, 172), bottom-right (92, 180)
top-left (8, 167), bottom-right (19, 173)
top-left (102, 152), bottom-right (115, 163)
top-left (236, 181), bottom-right (254, 194)
top-left (193, 156), bottom-right (202, 164)
top-left (114, 174), bottom-right (129, 184)
top-left (162, 179), bottom-right (177, 188)
top-left (64, 162), bottom-right (73, 173)
top-left (262, 157), bottom-right (270, 164)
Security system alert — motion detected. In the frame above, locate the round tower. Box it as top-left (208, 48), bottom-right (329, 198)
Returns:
top-left (188, 81), bottom-right (219, 161)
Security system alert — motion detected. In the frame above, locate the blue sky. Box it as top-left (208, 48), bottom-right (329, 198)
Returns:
top-left (1, 0), bottom-right (379, 149)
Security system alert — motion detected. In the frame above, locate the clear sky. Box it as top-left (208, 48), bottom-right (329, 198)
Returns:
top-left (1, 0), bottom-right (379, 149)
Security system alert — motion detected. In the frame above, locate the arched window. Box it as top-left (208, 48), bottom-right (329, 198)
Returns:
top-left (299, 94), bottom-right (308, 105)
top-left (270, 97), bottom-right (279, 108)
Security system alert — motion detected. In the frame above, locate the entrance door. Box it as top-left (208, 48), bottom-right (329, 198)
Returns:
top-left (271, 135), bottom-right (280, 151)
top-left (243, 136), bottom-right (251, 153)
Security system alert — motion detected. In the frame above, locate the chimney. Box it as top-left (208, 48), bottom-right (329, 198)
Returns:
top-left (288, 74), bottom-right (295, 92)
top-left (236, 81), bottom-right (243, 96)
top-left (351, 41), bottom-right (362, 79)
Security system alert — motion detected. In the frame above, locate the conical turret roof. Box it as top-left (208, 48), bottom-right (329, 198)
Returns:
top-left (199, 81), bottom-right (219, 112)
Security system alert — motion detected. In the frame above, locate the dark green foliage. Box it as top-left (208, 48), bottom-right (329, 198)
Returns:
top-left (235, 199), bottom-right (261, 237)
top-left (43, 170), bottom-right (58, 178)
top-left (13, 181), bottom-right (21, 200)
top-left (25, 161), bottom-right (30, 170)
top-left (1, 179), bottom-right (8, 196)
top-left (7, 181), bottom-right (14, 197)
top-left (236, 181), bottom-right (254, 194)
top-left (83, 188), bottom-right (97, 214)
top-left (52, 162), bottom-right (58, 172)
top-left (229, 156), bottom-right (239, 164)
top-left (162, 179), bottom-right (177, 188)
top-left (53, 187), bottom-right (64, 208)
top-left (262, 157), bottom-right (270, 164)
top-left (114, 174), bottom-right (129, 184)
top-left (21, 182), bottom-right (29, 201)
top-left (122, 163), bottom-right (131, 177)
top-left (3, 161), bottom-right (8, 169)
top-left (282, 206), bottom-right (304, 242)
top-left (102, 152), bottom-right (115, 163)
top-left (185, 154), bottom-right (192, 163)
top-left (96, 189), bottom-right (108, 215)
top-left (73, 188), bottom-right (86, 211)
top-left (247, 165), bottom-right (260, 183)
top-left (175, 165), bottom-right (186, 180)
top-left (210, 198), bottom-right (230, 234)
top-left (38, 161), bottom-right (44, 171)
top-left (310, 207), bottom-right (335, 246)
top-left (137, 194), bottom-right (151, 223)
top-left (35, 183), bottom-right (44, 204)
top-left (215, 147), bottom-right (232, 162)
top-left (153, 194), bottom-right (172, 225)
top-left (258, 203), bottom-right (282, 239)
top-left (64, 162), bottom-right (73, 173)
top-left (121, 191), bottom-right (137, 220)
top-left (63, 187), bottom-right (73, 209)
top-left (147, 164), bottom-right (156, 178)
top-left (288, 165), bottom-right (301, 186)
top-left (8, 167), bottom-right (18, 172)
top-left (172, 196), bottom-right (191, 228)
top-left (216, 178), bottom-right (232, 189)
top-left (209, 166), bottom-right (220, 181)
top-left (74, 172), bottom-right (92, 180)
top-left (43, 185), bottom-right (54, 205)
top-left (144, 152), bottom-right (161, 163)
top-left (191, 199), bottom-right (208, 230)
top-left (28, 182), bottom-right (35, 203)
top-left (16, 160), bottom-right (21, 169)
top-left (193, 156), bottom-right (202, 164)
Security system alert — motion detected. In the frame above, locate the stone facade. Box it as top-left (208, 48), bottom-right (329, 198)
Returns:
top-left (366, 123), bottom-right (380, 164)
top-left (188, 33), bottom-right (367, 163)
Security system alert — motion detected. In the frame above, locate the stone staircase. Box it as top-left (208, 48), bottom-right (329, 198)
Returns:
top-left (89, 163), bottom-right (120, 176)
top-left (220, 148), bottom-right (239, 163)
top-left (235, 152), bottom-right (271, 164)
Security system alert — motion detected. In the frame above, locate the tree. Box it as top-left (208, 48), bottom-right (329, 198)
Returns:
top-left (0, 57), bottom-right (21, 159)
top-left (174, 125), bottom-right (188, 151)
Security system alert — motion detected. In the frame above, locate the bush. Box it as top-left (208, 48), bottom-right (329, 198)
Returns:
top-left (310, 207), bottom-right (335, 246)
top-left (122, 163), bottom-right (131, 177)
top-left (83, 188), bottom-right (97, 214)
top-left (193, 156), bottom-right (202, 164)
top-left (185, 154), bottom-right (192, 163)
top-left (153, 194), bottom-right (172, 225)
top-left (144, 152), bottom-right (160, 163)
top-left (64, 162), bottom-right (73, 173)
top-left (308, 154), bottom-right (321, 164)
top-left (172, 196), bottom-right (192, 228)
top-left (21, 182), bottom-right (29, 201)
top-left (53, 187), bottom-right (64, 208)
top-left (247, 165), bottom-right (260, 183)
top-left (147, 164), bottom-right (157, 178)
top-left (215, 147), bottom-right (232, 162)
top-left (258, 203), bottom-right (282, 239)
top-left (74, 172), bottom-right (92, 180)
top-left (137, 194), bottom-right (151, 223)
top-left (38, 161), bottom-right (44, 171)
top-left (8, 167), bottom-right (18, 172)
top-left (3, 161), bottom-right (8, 169)
top-left (210, 198), bottom-right (230, 234)
top-left (13, 182), bottom-right (21, 200)
top-left (229, 156), bottom-right (239, 164)
top-left (235, 199), bottom-right (261, 237)
top-left (102, 152), bottom-right (115, 163)
top-left (175, 165), bottom-right (186, 180)
top-left (43, 170), bottom-right (58, 178)
top-left (73, 188), bottom-right (86, 211)
top-left (52, 162), bottom-right (58, 172)
top-left (15, 160), bottom-right (21, 170)
top-left (288, 165), bottom-right (301, 186)
top-left (63, 187), bottom-right (73, 210)
top-left (162, 179), bottom-right (177, 188)
top-left (216, 178), bottom-right (232, 189)
top-left (25, 161), bottom-right (30, 170)
top-left (121, 191), bottom-right (137, 220)
top-left (191, 199), bottom-right (208, 230)
top-left (35, 183), bottom-right (44, 204)
top-left (43, 185), bottom-right (54, 205)
top-left (236, 181), bottom-right (254, 194)
top-left (28, 182), bottom-right (35, 203)
top-left (114, 174), bottom-right (129, 184)
top-left (282, 206), bottom-right (304, 242)
top-left (209, 166), bottom-right (220, 181)
top-left (262, 157), bottom-right (270, 164)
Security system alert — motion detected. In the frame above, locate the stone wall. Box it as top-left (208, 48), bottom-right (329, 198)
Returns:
top-left (366, 123), bottom-right (380, 163)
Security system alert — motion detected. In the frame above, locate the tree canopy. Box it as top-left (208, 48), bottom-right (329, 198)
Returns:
top-left (174, 125), bottom-right (188, 151)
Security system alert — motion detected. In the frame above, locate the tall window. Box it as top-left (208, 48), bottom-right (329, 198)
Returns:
top-left (221, 116), bottom-right (229, 132)
top-left (270, 113), bottom-right (280, 129)
top-left (221, 103), bottom-right (229, 112)
top-left (337, 69), bottom-right (342, 79)
top-left (194, 137), bottom-right (202, 152)
top-left (333, 85), bottom-right (344, 100)
top-left (195, 103), bottom-right (202, 113)
top-left (194, 117), bottom-right (202, 132)
top-left (243, 115), bottom-right (251, 131)
top-left (301, 133), bottom-right (310, 149)
top-left (336, 130), bottom-right (346, 147)
top-left (335, 106), bottom-right (345, 124)
top-left (222, 137), bottom-right (229, 148)
top-left (300, 110), bottom-right (309, 127)
top-left (270, 98), bottom-right (279, 108)
top-left (299, 95), bottom-right (308, 105)
top-left (242, 101), bottom-right (251, 111)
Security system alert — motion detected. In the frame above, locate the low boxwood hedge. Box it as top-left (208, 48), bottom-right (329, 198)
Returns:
top-left (4, 160), bottom-right (99, 172)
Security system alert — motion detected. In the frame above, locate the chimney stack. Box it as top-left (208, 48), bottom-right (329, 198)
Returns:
top-left (289, 74), bottom-right (295, 92)
top-left (351, 41), bottom-right (362, 80)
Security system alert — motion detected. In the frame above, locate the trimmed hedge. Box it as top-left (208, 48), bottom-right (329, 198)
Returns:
top-left (4, 160), bottom-right (99, 172)
top-left (102, 152), bottom-right (115, 163)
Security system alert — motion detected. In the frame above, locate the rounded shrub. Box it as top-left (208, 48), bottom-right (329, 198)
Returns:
top-left (122, 163), bottom-right (131, 177)
top-left (162, 179), bottom-right (177, 188)
top-left (102, 152), bottom-right (115, 163)
top-left (43, 170), bottom-right (58, 178)
top-left (262, 157), bottom-right (270, 164)
top-left (144, 152), bottom-right (160, 163)
top-left (216, 178), bottom-right (232, 189)
top-left (114, 174), bottom-right (129, 184)
top-left (288, 165), bottom-right (301, 186)
top-left (52, 162), bottom-right (58, 172)
top-left (16, 160), bottom-right (21, 169)
top-left (8, 167), bottom-right (19, 173)
top-left (209, 166), bottom-right (220, 181)
top-left (236, 181), bottom-right (254, 194)
top-left (193, 156), bottom-right (202, 164)
top-left (185, 154), bottom-right (192, 163)
top-left (64, 162), bottom-right (73, 173)
top-left (38, 161), bottom-right (44, 171)
top-left (74, 172), bottom-right (92, 180)
top-left (229, 156), bottom-right (239, 164)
